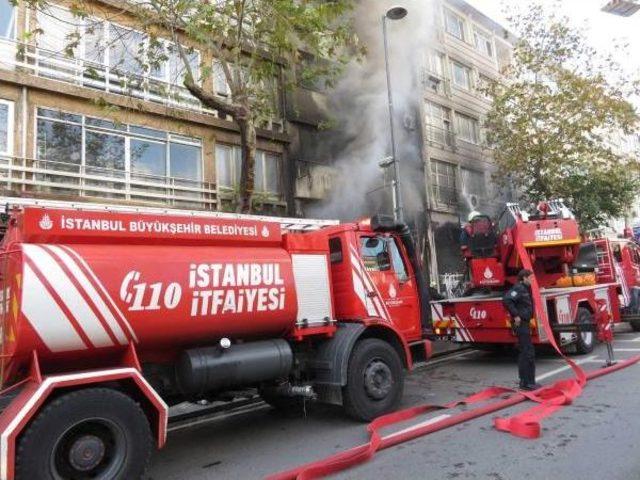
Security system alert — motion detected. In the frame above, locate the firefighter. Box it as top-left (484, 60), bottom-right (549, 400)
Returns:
top-left (460, 210), bottom-right (481, 248)
top-left (503, 269), bottom-right (542, 391)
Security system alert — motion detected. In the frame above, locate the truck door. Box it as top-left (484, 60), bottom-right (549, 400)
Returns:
top-left (359, 235), bottom-right (420, 337)
top-left (626, 244), bottom-right (640, 285)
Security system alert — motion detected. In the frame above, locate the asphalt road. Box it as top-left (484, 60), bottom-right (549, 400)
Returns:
top-left (147, 328), bottom-right (640, 480)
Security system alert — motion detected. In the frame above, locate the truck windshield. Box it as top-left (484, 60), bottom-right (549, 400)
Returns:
top-left (360, 237), bottom-right (391, 272)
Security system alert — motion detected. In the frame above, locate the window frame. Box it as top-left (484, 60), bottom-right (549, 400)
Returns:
top-left (215, 143), bottom-right (283, 197)
top-left (388, 237), bottom-right (409, 283)
top-left (430, 159), bottom-right (457, 208)
top-left (451, 60), bottom-right (471, 90)
top-left (460, 167), bottom-right (485, 201)
top-left (443, 8), bottom-right (465, 41)
top-left (455, 112), bottom-right (479, 144)
top-left (0, 99), bottom-right (14, 157)
top-left (0, 0), bottom-right (16, 40)
top-left (35, 6), bottom-right (202, 95)
top-left (473, 27), bottom-right (494, 58)
top-left (34, 107), bottom-right (203, 182)
top-left (426, 50), bottom-right (445, 78)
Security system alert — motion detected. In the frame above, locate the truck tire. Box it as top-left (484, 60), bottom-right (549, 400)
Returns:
top-left (575, 307), bottom-right (595, 355)
top-left (342, 338), bottom-right (404, 422)
top-left (15, 387), bottom-right (152, 480)
top-left (630, 320), bottom-right (640, 332)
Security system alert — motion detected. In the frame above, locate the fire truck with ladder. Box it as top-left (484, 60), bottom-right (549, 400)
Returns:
top-left (0, 197), bottom-right (433, 480)
top-left (430, 200), bottom-right (638, 352)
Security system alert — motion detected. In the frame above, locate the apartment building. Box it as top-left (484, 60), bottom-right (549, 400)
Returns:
top-left (0, 0), bottom-right (304, 214)
top-left (420, 0), bottom-right (514, 281)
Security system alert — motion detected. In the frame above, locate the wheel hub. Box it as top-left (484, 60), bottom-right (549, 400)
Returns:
top-left (364, 360), bottom-right (392, 400)
top-left (68, 434), bottom-right (106, 472)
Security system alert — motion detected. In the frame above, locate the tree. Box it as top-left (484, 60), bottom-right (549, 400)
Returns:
top-left (28, 0), bottom-right (360, 212)
top-left (484, 3), bottom-right (640, 230)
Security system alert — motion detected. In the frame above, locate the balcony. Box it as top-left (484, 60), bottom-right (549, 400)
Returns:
top-left (0, 155), bottom-right (217, 210)
top-left (0, 38), bottom-right (284, 132)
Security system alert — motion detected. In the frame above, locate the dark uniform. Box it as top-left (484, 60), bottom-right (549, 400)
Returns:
top-left (503, 281), bottom-right (535, 387)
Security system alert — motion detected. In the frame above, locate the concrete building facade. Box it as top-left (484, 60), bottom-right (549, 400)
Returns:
top-left (0, 0), bottom-right (330, 216)
top-left (420, 0), bottom-right (514, 283)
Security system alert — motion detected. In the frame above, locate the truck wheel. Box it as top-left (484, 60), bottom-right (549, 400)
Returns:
top-left (575, 307), bottom-right (595, 355)
top-left (342, 338), bottom-right (404, 422)
top-left (630, 320), bottom-right (640, 332)
top-left (15, 387), bottom-right (152, 480)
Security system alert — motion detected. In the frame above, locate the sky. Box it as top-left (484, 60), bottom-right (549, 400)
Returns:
top-left (465, 0), bottom-right (640, 91)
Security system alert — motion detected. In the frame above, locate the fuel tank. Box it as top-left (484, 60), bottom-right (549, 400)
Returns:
top-left (0, 206), bottom-right (327, 381)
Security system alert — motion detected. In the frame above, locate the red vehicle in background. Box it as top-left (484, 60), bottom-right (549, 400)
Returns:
top-left (0, 198), bottom-right (433, 480)
top-left (587, 236), bottom-right (640, 331)
top-left (431, 201), bottom-right (620, 353)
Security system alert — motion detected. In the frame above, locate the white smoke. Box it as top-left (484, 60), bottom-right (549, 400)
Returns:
top-left (307, 0), bottom-right (435, 221)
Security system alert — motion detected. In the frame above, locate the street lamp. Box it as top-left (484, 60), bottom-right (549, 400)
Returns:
top-left (382, 5), bottom-right (407, 223)
top-left (602, 0), bottom-right (640, 16)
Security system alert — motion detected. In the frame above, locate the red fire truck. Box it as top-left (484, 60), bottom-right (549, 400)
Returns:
top-left (0, 198), bottom-right (432, 480)
top-left (430, 201), bottom-right (621, 353)
top-left (588, 236), bottom-right (640, 331)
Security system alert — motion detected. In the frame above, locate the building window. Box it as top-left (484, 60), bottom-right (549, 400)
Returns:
top-left (426, 50), bottom-right (445, 77)
top-left (36, 108), bottom-right (202, 197)
top-left (213, 61), bottom-right (232, 97)
top-left (460, 168), bottom-right (485, 203)
top-left (215, 144), bottom-right (282, 197)
top-left (455, 112), bottom-right (479, 144)
top-left (444, 8), bottom-right (465, 41)
top-left (474, 28), bottom-right (494, 57)
top-left (0, 0), bottom-right (16, 39)
top-left (215, 143), bottom-right (242, 189)
top-left (0, 99), bottom-right (14, 156)
top-left (430, 160), bottom-right (457, 207)
top-left (36, 7), bottom-right (201, 103)
top-left (425, 101), bottom-right (453, 146)
top-left (255, 150), bottom-right (282, 195)
top-left (451, 61), bottom-right (471, 90)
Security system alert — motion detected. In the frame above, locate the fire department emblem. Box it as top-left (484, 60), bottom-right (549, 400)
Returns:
top-left (39, 214), bottom-right (53, 230)
top-left (483, 267), bottom-right (493, 279)
top-left (389, 284), bottom-right (397, 299)
top-left (261, 226), bottom-right (270, 238)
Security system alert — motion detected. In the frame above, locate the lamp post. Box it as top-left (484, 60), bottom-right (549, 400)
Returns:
top-left (382, 5), bottom-right (407, 223)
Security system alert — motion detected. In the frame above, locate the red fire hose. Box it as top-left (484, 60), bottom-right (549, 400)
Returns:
top-left (267, 242), bottom-right (640, 480)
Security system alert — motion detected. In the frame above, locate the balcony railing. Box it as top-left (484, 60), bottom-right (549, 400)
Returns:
top-left (0, 38), bottom-right (284, 132)
top-left (0, 155), bottom-right (217, 210)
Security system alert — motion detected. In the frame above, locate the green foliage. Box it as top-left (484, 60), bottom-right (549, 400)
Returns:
top-left (485, 3), bottom-right (640, 230)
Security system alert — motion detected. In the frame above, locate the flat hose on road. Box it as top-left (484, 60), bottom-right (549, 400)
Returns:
top-left (267, 241), bottom-right (640, 480)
